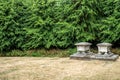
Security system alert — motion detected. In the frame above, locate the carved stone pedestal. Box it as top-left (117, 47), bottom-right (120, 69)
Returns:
top-left (70, 42), bottom-right (93, 59)
top-left (90, 43), bottom-right (119, 61)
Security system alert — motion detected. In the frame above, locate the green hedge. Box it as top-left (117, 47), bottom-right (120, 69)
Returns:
top-left (0, 0), bottom-right (120, 51)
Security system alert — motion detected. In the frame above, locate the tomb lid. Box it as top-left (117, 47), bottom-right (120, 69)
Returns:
top-left (97, 43), bottom-right (112, 46)
top-left (75, 42), bottom-right (92, 46)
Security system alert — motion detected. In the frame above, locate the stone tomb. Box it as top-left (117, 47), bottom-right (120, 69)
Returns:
top-left (90, 43), bottom-right (119, 60)
top-left (70, 42), bottom-right (94, 59)
top-left (70, 42), bottom-right (119, 61)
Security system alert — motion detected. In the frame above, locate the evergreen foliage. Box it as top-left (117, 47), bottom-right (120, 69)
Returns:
top-left (0, 0), bottom-right (120, 51)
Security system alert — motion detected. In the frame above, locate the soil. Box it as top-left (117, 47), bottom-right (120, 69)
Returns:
top-left (0, 57), bottom-right (120, 80)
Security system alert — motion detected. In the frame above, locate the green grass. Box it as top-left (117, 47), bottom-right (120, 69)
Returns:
top-left (0, 48), bottom-right (120, 57)
top-left (0, 48), bottom-right (76, 57)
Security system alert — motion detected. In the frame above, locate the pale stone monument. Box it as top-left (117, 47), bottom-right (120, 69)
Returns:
top-left (70, 42), bottom-right (119, 61)
top-left (70, 42), bottom-right (93, 59)
top-left (90, 43), bottom-right (119, 60)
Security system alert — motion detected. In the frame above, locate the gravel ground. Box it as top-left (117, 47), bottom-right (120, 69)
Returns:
top-left (0, 57), bottom-right (120, 80)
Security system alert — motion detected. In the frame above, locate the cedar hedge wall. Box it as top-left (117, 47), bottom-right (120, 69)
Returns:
top-left (0, 0), bottom-right (120, 51)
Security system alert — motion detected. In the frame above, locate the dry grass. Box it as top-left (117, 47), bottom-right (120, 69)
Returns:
top-left (0, 57), bottom-right (120, 80)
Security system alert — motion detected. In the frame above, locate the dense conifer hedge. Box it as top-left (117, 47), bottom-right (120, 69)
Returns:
top-left (0, 0), bottom-right (120, 51)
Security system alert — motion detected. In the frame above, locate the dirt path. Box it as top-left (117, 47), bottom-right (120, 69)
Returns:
top-left (0, 57), bottom-right (120, 80)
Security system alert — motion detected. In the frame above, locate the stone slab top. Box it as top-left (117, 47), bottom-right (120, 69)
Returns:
top-left (75, 42), bottom-right (92, 46)
top-left (97, 43), bottom-right (112, 46)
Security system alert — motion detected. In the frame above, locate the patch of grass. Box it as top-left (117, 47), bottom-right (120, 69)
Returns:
top-left (0, 48), bottom-right (76, 57)
top-left (0, 48), bottom-right (120, 57)
top-left (112, 48), bottom-right (120, 55)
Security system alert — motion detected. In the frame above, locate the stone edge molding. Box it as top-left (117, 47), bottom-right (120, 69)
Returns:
top-left (70, 42), bottom-right (119, 61)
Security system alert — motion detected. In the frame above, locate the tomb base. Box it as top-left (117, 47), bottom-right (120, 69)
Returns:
top-left (70, 52), bottom-right (93, 60)
top-left (90, 54), bottom-right (119, 61)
